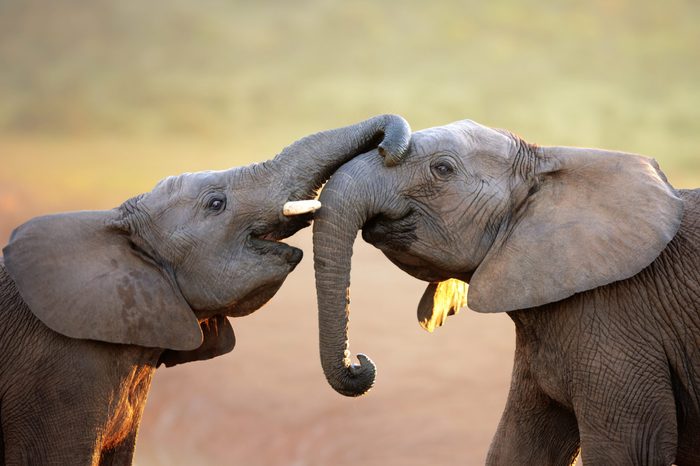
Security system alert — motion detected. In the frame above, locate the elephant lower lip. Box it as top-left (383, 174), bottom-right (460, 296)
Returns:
top-left (249, 237), bottom-right (303, 265)
top-left (287, 246), bottom-right (303, 266)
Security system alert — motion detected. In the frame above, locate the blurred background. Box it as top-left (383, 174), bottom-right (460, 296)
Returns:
top-left (1, 0), bottom-right (698, 464)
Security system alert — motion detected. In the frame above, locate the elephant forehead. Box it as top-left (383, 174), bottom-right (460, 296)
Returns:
top-left (412, 126), bottom-right (468, 154)
top-left (412, 120), bottom-right (512, 157)
top-left (152, 170), bottom-right (231, 197)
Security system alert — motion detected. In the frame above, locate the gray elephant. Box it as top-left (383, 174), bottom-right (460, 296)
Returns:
top-left (0, 114), bottom-right (410, 465)
top-left (312, 119), bottom-right (699, 465)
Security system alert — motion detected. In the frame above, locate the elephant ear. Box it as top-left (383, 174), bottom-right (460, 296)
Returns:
top-left (417, 279), bottom-right (469, 332)
top-left (158, 315), bottom-right (235, 367)
top-left (2, 210), bottom-right (202, 350)
top-left (468, 146), bottom-right (684, 313)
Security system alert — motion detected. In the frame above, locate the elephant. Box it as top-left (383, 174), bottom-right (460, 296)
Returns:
top-left (0, 114), bottom-right (411, 465)
top-left (311, 119), bottom-right (700, 465)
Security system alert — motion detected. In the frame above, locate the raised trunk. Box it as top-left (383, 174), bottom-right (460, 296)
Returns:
top-left (270, 114), bottom-right (410, 200)
top-left (313, 155), bottom-right (383, 396)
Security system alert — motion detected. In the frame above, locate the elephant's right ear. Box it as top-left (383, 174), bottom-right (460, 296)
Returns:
top-left (2, 210), bottom-right (202, 350)
top-left (468, 146), bottom-right (684, 313)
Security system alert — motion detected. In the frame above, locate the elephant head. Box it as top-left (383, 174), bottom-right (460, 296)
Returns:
top-left (313, 119), bottom-right (684, 396)
top-left (2, 114), bottom-right (410, 365)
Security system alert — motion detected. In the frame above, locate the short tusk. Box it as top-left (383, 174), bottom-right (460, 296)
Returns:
top-left (282, 200), bottom-right (322, 216)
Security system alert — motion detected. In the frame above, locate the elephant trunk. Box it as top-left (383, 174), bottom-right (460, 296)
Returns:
top-left (270, 114), bottom-right (410, 201)
top-left (313, 154), bottom-right (383, 397)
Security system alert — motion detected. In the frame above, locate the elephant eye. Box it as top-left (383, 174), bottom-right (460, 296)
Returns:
top-left (207, 196), bottom-right (226, 212)
top-left (431, 160), bottom-right (455, 179)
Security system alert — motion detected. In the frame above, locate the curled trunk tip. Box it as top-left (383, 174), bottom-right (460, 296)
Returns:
top-left (378, 115), bottom-right (411, 167)
top-left (325, 353), bottom-right (376, 397)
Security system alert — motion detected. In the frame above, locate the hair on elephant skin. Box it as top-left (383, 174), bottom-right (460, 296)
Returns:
top-left (0, 114), bottom-right (411, 465)
top-left (312, 118), bottom-right (700, 465)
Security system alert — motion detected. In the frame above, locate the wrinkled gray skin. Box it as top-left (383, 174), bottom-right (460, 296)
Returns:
top-left (313, 119), bottom-right (700, 465)
top-left (0, 114), bottom-right (410, 465)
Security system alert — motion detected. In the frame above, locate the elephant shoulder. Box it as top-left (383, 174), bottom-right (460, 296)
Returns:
top-left (0, 256), bottom-right (26, 314)
top-left (0, 257), bottom-right (61, 352)
top-left (639, 188), bottom-right (700, 308)
top-left (679, 189), bottom-right (700, 234)
top-left (669, 189), bottom-right (700, 263)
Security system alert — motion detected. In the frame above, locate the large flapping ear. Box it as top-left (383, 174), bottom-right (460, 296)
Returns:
top-left (2, 210), bottom-right (202, 350)
top-left (158, 315), bottom-right (235, 367)
top-left (417, 279), bottom-right (469, 332)
top-left (469, 147), bottom-right (684, 313)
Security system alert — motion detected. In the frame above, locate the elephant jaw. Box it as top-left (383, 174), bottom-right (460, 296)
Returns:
top-left (217, 278), bottom-right (289, 318)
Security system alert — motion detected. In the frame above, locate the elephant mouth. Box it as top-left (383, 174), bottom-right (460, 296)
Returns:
top-left (361, 210), bottom-right (418, 251)
top-left (219, 218), bottom-right (307, 318)
top-left (362, 213), bottom-right (470, 283)
top-left (248, 234), bottom-right (303, 267)
top-left (249, 217), bottom-right (308, 267)
top-left (219, 229), bottom-right (303, 318)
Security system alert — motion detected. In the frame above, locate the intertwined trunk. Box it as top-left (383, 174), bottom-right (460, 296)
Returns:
top-left (313, 155), bottom-right (384, 396)
top-left (269, 114), bottom-right (410, 201)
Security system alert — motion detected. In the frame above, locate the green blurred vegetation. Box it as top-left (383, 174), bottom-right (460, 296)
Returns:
top-left (0, 0), bottom-right (698, 179)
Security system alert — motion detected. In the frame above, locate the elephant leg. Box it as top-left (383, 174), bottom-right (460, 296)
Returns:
top-left (0, 414), bottom-right (5, 466)
top-left (2, 408), bottom-right (102, 465)
top-left (98, 366), bottom-right (153, 465)
top-left (486, 356), bottom-right (580, 466)
top-left (98, 429), bottom-right (139, 466)
top-left (2, 373), bottom-right (107, 464)
top-left (573, 360), bottom-right (677, 465)
top-left (575, 392), bottom-right (677, 465)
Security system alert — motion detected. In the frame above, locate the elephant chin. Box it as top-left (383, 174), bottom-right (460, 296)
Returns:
top-left (220, 279), bottom-right (288, 318)
top-left (379, 248), bottom-right (471, 284)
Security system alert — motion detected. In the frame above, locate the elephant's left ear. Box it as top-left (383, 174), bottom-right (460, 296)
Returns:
top-left (417, 279), bottom-right (469, 332)
top-left (2, 210), bottom-right (203, 350)
top-left (469, 146), bottom-right (684, 313)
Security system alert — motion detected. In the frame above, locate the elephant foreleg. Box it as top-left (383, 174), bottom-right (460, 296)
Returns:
top-left (486, 357), bottom-right (580, 466)
top-left (0, 412), bottom-right (4, 466)
top-left (98, 429), bottom-right (138, 466)
top-left (573, 373), bottom-right (677, 465)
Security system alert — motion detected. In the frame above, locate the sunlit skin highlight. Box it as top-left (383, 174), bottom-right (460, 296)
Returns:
top-left (418, 278), bottom-right (469, 332)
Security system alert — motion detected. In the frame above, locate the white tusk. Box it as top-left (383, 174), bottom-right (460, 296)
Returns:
top-left (282, 200), bottom-right (322, 216)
